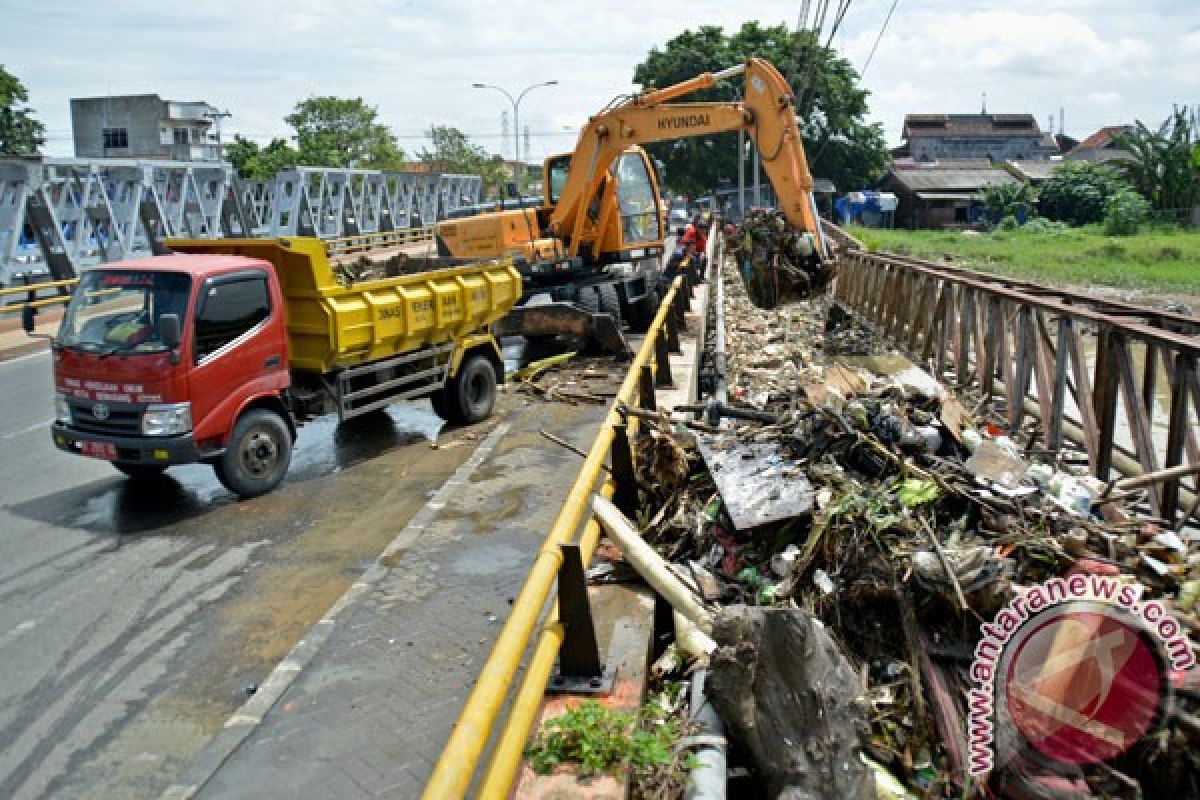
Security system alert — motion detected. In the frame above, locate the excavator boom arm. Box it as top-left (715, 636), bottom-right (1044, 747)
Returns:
top-left (549, 58), bottom-right (825, 259)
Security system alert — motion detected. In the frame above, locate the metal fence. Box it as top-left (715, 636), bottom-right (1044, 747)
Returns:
top-left (421, 273), bottom-right (695, 799)
top-left (0, 158), bottom-right (482, 284)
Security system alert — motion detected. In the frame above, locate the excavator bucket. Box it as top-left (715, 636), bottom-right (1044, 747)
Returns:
top-left (494, 303), bottom-right (631, 356)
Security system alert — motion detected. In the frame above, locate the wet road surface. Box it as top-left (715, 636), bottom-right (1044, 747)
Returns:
top-left (0, 351), bottom-right (505, 798)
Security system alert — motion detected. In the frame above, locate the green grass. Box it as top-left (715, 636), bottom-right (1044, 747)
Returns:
top-left (847, 224), bottom-right (1200, 295)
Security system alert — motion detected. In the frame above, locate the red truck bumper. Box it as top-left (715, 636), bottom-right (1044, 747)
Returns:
top-left (52, 423), bottom-right (201, 466)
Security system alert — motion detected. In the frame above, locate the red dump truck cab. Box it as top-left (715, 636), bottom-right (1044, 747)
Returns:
top-left (52, 253), bottom-right (292, 488)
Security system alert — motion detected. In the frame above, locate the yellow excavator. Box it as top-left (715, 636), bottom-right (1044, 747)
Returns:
top-left (436, 58), bottom-right (827, 345)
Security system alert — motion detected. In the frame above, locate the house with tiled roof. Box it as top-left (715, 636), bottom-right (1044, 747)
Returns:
top-left (899, 113), bottom-right (1060, 163)
top-left (1066, 125), bottom-right (1134, 163)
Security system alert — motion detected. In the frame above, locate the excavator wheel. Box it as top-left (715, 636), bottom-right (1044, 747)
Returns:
top-left (574, 286), bottom-right (601, 315)
top-left (626, 275), bottom-right (662, 333)
top-left (595, 283), bottom-right (622, 326)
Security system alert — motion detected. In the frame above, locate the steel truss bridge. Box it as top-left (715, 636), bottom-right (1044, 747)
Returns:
top-left (0, 158), bottom-right (483, 283)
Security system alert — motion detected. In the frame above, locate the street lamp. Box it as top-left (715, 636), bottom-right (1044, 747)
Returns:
top-left (471, 79), bottom-right (558, 187)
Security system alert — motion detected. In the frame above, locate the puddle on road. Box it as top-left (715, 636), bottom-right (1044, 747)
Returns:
top-left (451, 541), bottom-right (527, 576)
top-left (439, 486), bottom-right (526, 531)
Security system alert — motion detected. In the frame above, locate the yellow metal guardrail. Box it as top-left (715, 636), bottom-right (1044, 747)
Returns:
top-left (422, 273), bottom-right (690, 799)
top-left (0, 278), bottom-right (78, 314)
top-left (324, 226), bottom-right (434, 258)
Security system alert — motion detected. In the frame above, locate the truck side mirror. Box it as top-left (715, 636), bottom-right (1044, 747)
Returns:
top-left (21, 304), bottom-right (36, 334)
top-left (160, 313), bottom-right (181, 349)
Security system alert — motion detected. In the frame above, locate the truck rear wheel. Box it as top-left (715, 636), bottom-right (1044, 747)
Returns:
top-left (445, 353), bottom-right (497, 425)
top-left (214, 409), bottom-right (293, 498)
top-left (113, 462), bottom-right (167, 480)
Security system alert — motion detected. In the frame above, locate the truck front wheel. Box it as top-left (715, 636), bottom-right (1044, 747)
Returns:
top-left (445, 354), bottom-right (497, 425)
top-left (214, 409), bottom-right (293, 498)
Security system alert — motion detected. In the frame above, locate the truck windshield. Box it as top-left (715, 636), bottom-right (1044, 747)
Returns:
top-left (615, 152), bottom-right (661, 246)
top-left (60, 271), bottom-right (191, 354)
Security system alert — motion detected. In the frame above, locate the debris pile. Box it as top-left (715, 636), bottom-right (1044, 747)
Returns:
top-left (333, 252), bottom-right (461, 285)
top-left (729, 209), bottom-right (832, 309)
top-left (611, 253), bottom-right (1199, 798)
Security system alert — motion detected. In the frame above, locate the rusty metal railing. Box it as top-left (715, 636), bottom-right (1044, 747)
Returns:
top-left (835, 248), bottom-right (1200, 524)
top-left (421, 273), bottom-right (694, 799)
top-left (324, 227), bottom-right (434, 258)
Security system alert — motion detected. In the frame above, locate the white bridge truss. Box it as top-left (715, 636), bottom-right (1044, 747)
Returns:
top-left (0, 158), bottom-right (483, 283)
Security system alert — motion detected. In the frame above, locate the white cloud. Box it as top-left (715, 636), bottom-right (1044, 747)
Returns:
top-left (6, 0), bottom-right (1195, 159)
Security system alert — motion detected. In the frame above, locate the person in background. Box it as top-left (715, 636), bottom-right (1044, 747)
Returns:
top-left (678, 213), bottom-right (708, 282)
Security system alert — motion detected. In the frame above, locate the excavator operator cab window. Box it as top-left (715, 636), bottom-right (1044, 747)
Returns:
top-left (547, 157), bottom-right (571, 205)
top-left (615, 152), bottom-right (660, 246)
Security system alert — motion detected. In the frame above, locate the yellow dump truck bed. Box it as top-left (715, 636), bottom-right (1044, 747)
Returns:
top-left (167, 237), bottom-right (521, 374)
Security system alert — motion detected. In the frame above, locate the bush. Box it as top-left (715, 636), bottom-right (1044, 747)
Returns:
top-left (1103, 189), bottom-right (1151, 236)
top-left (1041, 162), bottom-right (1128, 226)
top-left (1023, 217), bottom-right (1069, 234)
top-left (998, 215), bottom-right (1019, 231)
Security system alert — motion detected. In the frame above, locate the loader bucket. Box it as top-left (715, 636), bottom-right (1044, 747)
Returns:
top-left (494, 303), bottom-right (631, 356)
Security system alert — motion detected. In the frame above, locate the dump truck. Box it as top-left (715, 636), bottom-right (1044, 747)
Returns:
top-left (35, 237), bottom-right (521, 497)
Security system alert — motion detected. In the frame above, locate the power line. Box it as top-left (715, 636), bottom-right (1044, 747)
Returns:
top-left (861, 0), bottom-right (900, 78)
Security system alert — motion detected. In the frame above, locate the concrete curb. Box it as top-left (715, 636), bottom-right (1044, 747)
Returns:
top-left (160, 419), bottom-right (514, 800)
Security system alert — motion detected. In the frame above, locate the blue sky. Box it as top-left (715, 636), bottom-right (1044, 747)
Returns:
top-left (5, 0), bottom-right (1197, 161)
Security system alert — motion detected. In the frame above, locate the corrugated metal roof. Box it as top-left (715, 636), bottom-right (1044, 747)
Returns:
top-left (887, 168), bottom-right (1019, 191)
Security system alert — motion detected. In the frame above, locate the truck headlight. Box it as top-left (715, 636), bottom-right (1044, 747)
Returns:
top-left (141, 402), bottom-right (192, 436)
top-left (55, 393), bottom-right (72, 425)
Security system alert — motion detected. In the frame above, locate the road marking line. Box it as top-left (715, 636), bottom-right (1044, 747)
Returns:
top-left (1, 419), bottom-right (51, 441)
top-left (0, 348), bottom-right (50, 367)
top-left (160, 419), bottom-right (513, 800)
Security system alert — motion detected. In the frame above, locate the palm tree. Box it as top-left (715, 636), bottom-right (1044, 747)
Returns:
top-left (1114, 108), bottom-right (1199, 215)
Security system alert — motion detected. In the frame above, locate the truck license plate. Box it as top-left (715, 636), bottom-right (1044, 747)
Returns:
top-left (80, 440), bottom-right (118, 460)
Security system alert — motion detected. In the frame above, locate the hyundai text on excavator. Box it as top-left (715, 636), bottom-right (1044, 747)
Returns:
top-left (434, 58), bottom-right (828, 347)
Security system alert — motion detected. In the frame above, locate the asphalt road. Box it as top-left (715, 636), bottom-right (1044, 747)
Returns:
top-left (0, 350), bottom-right (494, 799)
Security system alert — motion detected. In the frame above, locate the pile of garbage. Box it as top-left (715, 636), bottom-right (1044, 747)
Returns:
top-left (728, 209), bottom-right (833, 309)
top-left (334, 252), bottom-right (452, 285)
top-left (609, 253), bottom-right (1199, 798)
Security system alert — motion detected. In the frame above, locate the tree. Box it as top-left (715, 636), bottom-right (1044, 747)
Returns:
top-left (0, 65), bottom-right (45, 155)
top-left (285, 96), bottom-right (404, 170)
top-left (225, 135), bottom-right (299, 180)
top-left (979, 182), bottom-right (1039, 224)
top-left (1113, 108), bottom-right (1199, 215)
top-left (1039, 162), bottom-right (1128, 226)
top-left (631, 22), bottom-right (889, 197)
top-left (1103, 188), bottom-right (1151, 236)
top-left (419, 125), bottom-right (507, 195)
